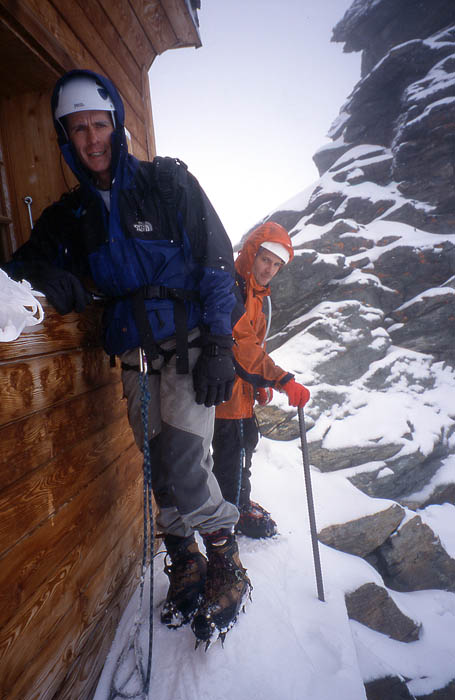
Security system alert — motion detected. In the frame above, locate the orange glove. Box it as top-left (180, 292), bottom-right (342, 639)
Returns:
top-left (282, 379), bottom-right (310, 408)
top-left (255, 387), bottom-right (274, 406)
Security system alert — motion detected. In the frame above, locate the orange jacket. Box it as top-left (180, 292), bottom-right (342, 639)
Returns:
top-left (216, 222), bottom-right (294, 420)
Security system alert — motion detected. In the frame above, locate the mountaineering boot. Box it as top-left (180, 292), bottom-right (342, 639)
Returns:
top-left (160, 533), bottom-right (207, 628)
top-left (236, 501), bottom-right (278, 539)
top-left (191, 529), bottom-right (252, 646)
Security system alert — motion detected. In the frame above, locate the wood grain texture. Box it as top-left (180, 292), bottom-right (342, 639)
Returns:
top-left (0, 302), bottom-right (106, 362)
top-left (0, 488), bottom-right (143, 699)
top-left (161, 0), bottom-right (202, 48)
top-left (0, 380), bottom-right (125, 490)
top-left (0, 413), bottom-right (136, 555)
top-left (130, 0), bottom-right (178, 55)
top-left (0, 441), bottom-right (141, 627)
top-left (95, 0), bottom-right (155, 72)
top-left (0, 345), bottom-right (117, 424)
top-left (0, 305), bottom-right (146, 698)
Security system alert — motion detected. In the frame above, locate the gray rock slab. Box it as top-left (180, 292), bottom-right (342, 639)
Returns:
top-left (319, 504), bottom-right (405, 557)
top-left (345, 582), bottom-right (421, 642)
top-left (367, 515), bottom-right (455, 592)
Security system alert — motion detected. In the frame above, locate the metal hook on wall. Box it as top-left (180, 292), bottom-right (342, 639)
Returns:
top-left (24, 196), bottom-right (33, 230)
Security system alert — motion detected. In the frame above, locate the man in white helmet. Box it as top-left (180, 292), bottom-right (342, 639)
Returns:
top-left (5, 69), bottom-right (251, 646)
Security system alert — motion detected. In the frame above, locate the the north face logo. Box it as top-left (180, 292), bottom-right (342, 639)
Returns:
top-left (133, 221), bottom-right (153, 232)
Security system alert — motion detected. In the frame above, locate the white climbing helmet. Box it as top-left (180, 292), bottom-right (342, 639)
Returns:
top-left (260, 240), bottom-right (290, 265)
top-left (54, 75), bottom-right (116, 127)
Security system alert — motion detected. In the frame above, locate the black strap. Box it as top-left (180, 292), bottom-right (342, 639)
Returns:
top-left (173, 298), bottom-right (189, 374)
top-left (121, 361), bottom-right (160, 375)
top-left (142, 285), bottom-right (198, 304)
top-left (131, 290), bottom-right (162, 370)
top-left (130, 285), bottom-right (199, 374)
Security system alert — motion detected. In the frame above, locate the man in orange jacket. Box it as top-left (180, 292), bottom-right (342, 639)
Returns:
top-left (213, 221), bottom-right (310, 538)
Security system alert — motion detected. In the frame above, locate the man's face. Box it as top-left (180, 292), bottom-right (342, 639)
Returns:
top-left (66, 109), bottom-right (114, 189)
top-left (252, 247), bottom-right (284, 287)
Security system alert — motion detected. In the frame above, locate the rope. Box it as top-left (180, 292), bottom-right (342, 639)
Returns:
top-left (234, 418), bottom-right (246, 508)
top-left (109, 350), bottom-right (154, 699)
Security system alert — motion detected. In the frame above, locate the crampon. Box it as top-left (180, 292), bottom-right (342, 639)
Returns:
top-left (236, 500), bottom-right (278, 539)
top-left (191, 529), bottom-right (252, 649)
top-left (160, 534), bottom-right (207, 629)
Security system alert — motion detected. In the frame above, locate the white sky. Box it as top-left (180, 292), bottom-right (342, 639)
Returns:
top-left (149, 0), bottom-right (361, 245)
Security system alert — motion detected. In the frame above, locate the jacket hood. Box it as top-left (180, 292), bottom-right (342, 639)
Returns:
top-left (235, 221), bottom-right (294, 281)
top-left (51, 69), bottom-right (132, 192)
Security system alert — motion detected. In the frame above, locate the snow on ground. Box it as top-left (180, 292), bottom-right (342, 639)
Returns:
top-left (95, 434), bottom-right (455, 700)
top-left (95, 436), bottom-right (367, 700)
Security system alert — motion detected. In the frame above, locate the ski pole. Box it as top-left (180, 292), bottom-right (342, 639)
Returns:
top-left (298, 406), bottom-right (325, 602)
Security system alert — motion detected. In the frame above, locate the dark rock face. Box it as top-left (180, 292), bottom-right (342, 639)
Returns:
top-left (345, 582), bottom-right (421, 642)
top-left (319, 504), bottom-right (405, 556)
top-left (366, 516), bottom-right (455, 592)
top-left (365, 675), bottom-right (414, 700)
top-left (332, 0), bottom-right (455, 77)
top-left (250, 2), bottom-right (455, 695)
top-left (387, 288), bottom-right (455, 363)
top-left (416, 680), bottom-right (455, 700)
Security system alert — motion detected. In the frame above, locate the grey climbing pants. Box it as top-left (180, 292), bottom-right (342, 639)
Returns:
top-left (121, 340), bottom-right (239, 538)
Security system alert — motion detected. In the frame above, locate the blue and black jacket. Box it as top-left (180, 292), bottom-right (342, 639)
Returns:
top-left (7, 69), bottom-right (236, 367)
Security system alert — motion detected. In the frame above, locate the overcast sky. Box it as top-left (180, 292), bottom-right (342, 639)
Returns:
top-left (149, 0), bottom-right (361, 245)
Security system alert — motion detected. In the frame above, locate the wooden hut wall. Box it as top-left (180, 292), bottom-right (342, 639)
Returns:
top-left (0, 1), bottom-right (200, 697)
top-left (0, 303), bottom-right (144, 698)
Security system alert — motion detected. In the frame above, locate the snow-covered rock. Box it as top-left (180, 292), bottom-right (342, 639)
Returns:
top-left (250, 3), bottom-right (455, 696)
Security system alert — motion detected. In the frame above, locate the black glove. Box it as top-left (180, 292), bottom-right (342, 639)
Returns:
top-left (193, 335), bottom-right (235, 407)
top-left (28, 264), bottom-right (92, 315)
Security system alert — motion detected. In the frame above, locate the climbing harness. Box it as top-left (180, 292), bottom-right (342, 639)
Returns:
top-left (298, 407), bottom-right (325, 603)
top-left (109, 349), bottom-right (154, 699)
top-left (131, 284), bottom-right (199, 375)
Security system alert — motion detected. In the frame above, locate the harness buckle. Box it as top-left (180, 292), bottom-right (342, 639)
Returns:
top-left (139, 347), bottom-right (148, 375)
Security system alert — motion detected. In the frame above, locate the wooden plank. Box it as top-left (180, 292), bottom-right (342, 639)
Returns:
top-left (53, 570), bottom-right (139, 700)
top-left (0, 0), bottom-right (76, 80)
top-left (0, 441), bottom-right (142, 631)
top-left (96, 0), bottom-right (156, 72)
top-left (0, 346), bottom-right (116, 425)
top-left (47, 0), bottom-right (144, 116)
top-left (0, 302), bottom-right (105, 361)
top-left (0, 120), bottom-right (16, 259)
top-left (142, 64), bottom-right (157, 158)
top-left (0, 494), bottom-right (143, 699)
top-left (130, 0), bottom-right (179, 56)
top-left (35, 564), bottom-right (141, 700)
top-left (0, 379), bottom-right (125, 491)
top-left (131, 136), bottom-right (148, 161)
top-left (0, 303), bottom-right (105, 363)
top-left (0, 90), bottom-right (75, 249)
top-left (22, 0), bottom-right (148, 152)
top-left (0, 18), bottom-right (57, 98)
top-left (161, 0), bottom-right (201, 48)
top-left (0, 414), bottom-right (134, 556)
top-left (73, 0), bottom-right (143, 92)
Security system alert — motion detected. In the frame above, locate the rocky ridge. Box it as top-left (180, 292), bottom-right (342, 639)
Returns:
top-left (251, 1), bottom-right (455, 697)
